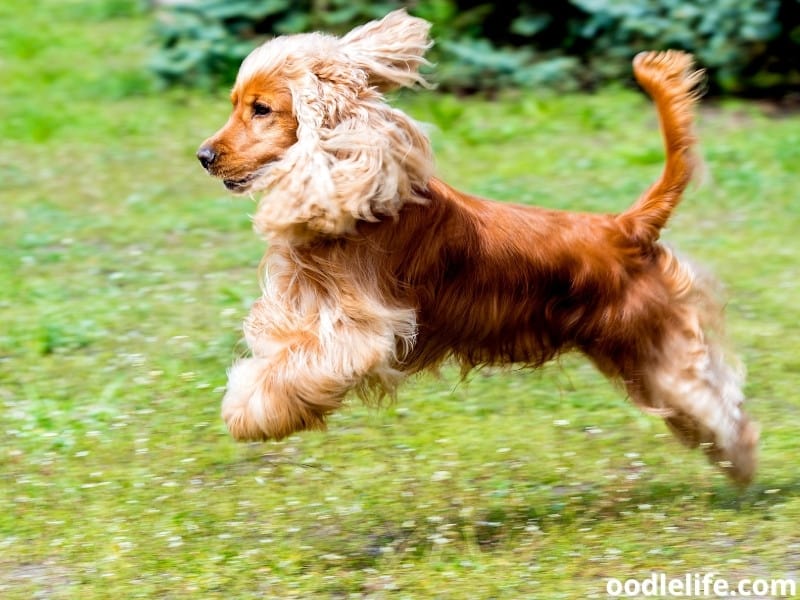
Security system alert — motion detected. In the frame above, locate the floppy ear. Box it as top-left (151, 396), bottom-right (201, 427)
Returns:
top-left (251, 68), bottom-right (433, 239)
top-left (340, 9), bottom-right (433, 92)
top-left (249, 14), bottom-right (434, 239)
top-left (251, 71), bottom-right (344, 237)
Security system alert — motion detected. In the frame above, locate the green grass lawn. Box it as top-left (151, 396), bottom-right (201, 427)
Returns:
top-left (1, 1), bottom-right (799, 598)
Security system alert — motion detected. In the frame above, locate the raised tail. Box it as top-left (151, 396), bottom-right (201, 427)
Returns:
top-left (618, 51), bottom-right (704, 244)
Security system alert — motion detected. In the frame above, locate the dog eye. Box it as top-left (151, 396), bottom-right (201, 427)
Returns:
top-left (253, 103), bottom-right (272, 117)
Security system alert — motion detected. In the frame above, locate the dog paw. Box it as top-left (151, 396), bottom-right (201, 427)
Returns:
top-left (221, 357), bottom-right (330, 441)
top-left (221, 358), bottom-right (274, 441)
top-left (726, 419), bottom-right (760, 487)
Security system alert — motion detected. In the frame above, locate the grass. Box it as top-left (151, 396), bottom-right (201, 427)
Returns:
top-left (1, 1), bottom-right (799, 598)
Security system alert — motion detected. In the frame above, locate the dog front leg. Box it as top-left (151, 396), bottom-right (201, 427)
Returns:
top-left (221, 297), bottom-right (412, 441)
top-left (221, 352), bottom-right (348, 441)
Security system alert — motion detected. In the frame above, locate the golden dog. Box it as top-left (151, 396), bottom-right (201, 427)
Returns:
top-left (198, 11), bottom-right (758, 484)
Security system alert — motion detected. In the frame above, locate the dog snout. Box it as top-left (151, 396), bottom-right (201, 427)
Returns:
top-left (197, 146), bottom-right (217, 170)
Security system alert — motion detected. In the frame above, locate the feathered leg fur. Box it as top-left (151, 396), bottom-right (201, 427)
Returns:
top-left (615, 255), bottom-right (758, 485)
top-left (222, 243), bottom-right (417, 441)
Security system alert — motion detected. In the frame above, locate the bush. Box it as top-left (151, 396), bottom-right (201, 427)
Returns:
top-left (150, 0), bottom-right (800, 95)
top-left (150, 0), bottom-right (401, 88)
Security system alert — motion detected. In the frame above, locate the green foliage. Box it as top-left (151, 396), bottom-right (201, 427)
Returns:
top-left (567, 0), bottom-right (789, 92)
top-left (150, 0), bottom-right (400, 88)
top-left (150, 0), bottom-right (800, 95)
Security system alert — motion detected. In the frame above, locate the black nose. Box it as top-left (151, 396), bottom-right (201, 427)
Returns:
top-left (197, 146), bottom-right (217, 169)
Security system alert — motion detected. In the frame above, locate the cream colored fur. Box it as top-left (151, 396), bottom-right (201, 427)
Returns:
top-left (222, 242), bottom-right (417, 440)
top-left (632, 254), bottom-right (758, 484)
top-left (236, 11), bottom-right (434, 239)
top-left (221, 11), bottom-right (432, 438)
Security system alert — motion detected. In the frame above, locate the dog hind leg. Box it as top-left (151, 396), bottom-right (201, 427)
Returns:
top-left (629, 305), bottom-right (758, 485)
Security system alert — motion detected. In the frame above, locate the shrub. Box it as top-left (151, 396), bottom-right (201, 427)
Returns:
top-left (150, 0), bottom-right (400, 88)
top-left (149, 0), bottom-right (800, 95)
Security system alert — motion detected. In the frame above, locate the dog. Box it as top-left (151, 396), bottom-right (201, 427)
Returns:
top-left (197, 10), bottom-right (758, 485)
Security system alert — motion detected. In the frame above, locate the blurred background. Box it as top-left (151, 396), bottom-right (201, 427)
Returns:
top-left (151, 0), bottom-right (800, 97)
top-left (1, 1), bottom-right (799, 598)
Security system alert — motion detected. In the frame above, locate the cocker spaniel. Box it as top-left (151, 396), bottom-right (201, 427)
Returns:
top-left (197, 10), bottom-right (758, 485)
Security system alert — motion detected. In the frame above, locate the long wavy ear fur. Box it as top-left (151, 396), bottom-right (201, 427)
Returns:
top-left (250, 12), bottom-right (434, 240)
top-left (341, 9), bottom-right (433, 92)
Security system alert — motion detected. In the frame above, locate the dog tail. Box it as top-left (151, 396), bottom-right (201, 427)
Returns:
top-left (618, 51), bottom-right (704, 244)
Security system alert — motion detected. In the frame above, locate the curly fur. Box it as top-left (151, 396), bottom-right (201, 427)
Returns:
top-left (234, 11), bottom-right (434, 238)
top-left (198, 10), bottom-right (758, 485)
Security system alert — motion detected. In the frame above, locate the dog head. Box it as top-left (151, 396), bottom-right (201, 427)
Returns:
top-left (198, 10), bottom-right (435, 239)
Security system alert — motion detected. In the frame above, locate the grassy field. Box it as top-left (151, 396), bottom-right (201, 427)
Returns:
top-left (1, 1), bottom-right (799, 598)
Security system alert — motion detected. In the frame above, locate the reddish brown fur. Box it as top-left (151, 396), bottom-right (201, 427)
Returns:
top-left (198, 14), bottom-right (757, 486)
top-left (200, 77), bottom-right (297, 190)
top-left (288, 178), bottom-right (674, 386)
